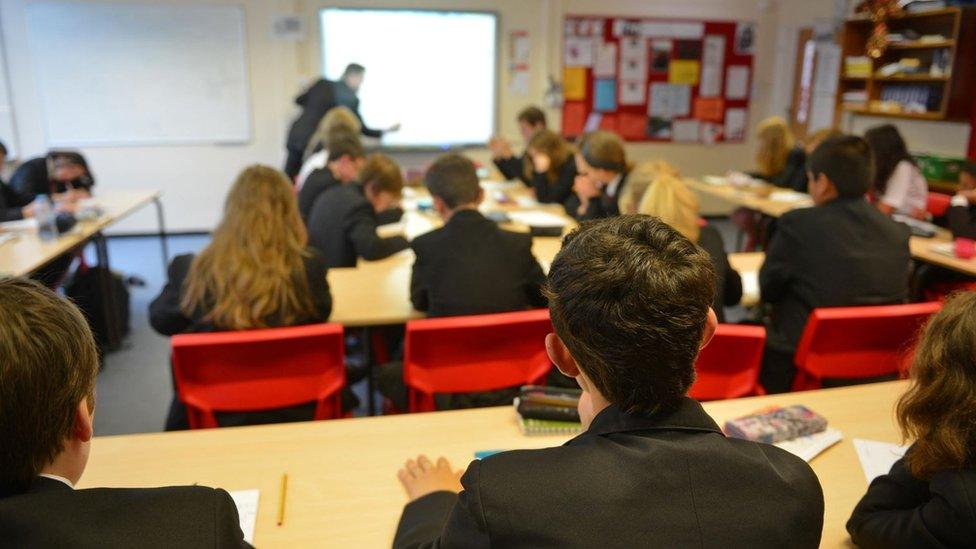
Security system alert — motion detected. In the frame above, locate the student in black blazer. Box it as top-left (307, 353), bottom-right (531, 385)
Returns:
top-left (565, 130), bottom-right (630, 220)
top-left (392, 215), bottom-right (824, 548)
top-left (297, 131), bottom-right (365, 222)
top-left (489, 106), bottom-right (546, 184)
top-left (759, 136), bottom-right (911, 393)
top-left (947, 162), bottom-right (976, 239)
top-left (10, 151), bottom-right (94, 199)
top-left (149, 166), bottom-right (332, 430)
top-left (0, 278), bottom-right (249, 548)
top-left (0, 142), bottom-right (33, 222)
top-left (523, 129), bottom-right (577, 205)
top-left (306, 154), bottom-right (410, 269)
top-left (847, 292), bottom-right (976, 548)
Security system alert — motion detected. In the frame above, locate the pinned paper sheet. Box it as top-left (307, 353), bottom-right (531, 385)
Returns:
top-left (725, 108), bottom-right (748, 141)
top-left (619, 80), bottom-right (646, 105)
top-left (700, 35), bottom-right (726, 97)
top-left (593, 42), bottom-right (617, 78)
top-left (564, 37), bottom-right (594, 67)
top-left (726, 66), bottom-right (750, 99)
top-left (598, 113), bottom-right (618, 132)
top-left (230, 489), bottom-right (259, 544)
top-left (694, 97), bottom-right (725, 122)
top-left (620, 36), bottom-right (645, 58)
top-left (673, 119), bottom-right (701, 143)
top-left (507, 210), bottom-right (570, 228)
top-left (649, 83), bottom-right (691, 118)
top-left (668, 60), bottom-right (700, 85)
top-left (561, 102), bottom-right (587, 135)
top-left (618, 113), bottom-right (649, 140)
top-left (619, 56), bottom-right (648, 81)
top-left (593, 79), bottom-right (617, 112)
top-left (774, 428), bottom-right (843, 462)
top-left (854, 439), bottom-right (910, 483)
top-left (563, 67), bottom-right (587, 101)
top-left (583, 112), bottom-right (603, 132)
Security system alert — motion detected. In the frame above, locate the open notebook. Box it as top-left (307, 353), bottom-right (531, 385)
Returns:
top-left (229, 489), bottom-right (259, 544)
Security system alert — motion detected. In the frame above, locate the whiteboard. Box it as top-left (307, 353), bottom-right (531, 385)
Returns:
top-left (25, 1), bottom-right (251, 146)
top-left (0, 25), bottom-right (20, 158)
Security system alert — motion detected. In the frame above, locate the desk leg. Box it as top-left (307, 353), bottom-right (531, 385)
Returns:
top-left (152, 196), bottom-right (170, 273)
top-left (93, 232), bottom-right (122, 351)
top-left (363, 326), bottom-right (377, 416)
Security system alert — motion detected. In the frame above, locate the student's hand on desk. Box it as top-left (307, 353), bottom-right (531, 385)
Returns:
top-left (397, 455), bottom-right (463, 501)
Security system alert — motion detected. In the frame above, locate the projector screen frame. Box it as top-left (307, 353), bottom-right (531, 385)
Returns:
top-left (317, 6), bottom-right (501, 153)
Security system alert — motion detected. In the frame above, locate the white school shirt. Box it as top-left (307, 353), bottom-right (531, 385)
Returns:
top-left (880, 160), bottom-right (928, 217)
top-left (38, 473), bottom-right (74, 488)
top-left (295, 150), bottom-right (328, 191)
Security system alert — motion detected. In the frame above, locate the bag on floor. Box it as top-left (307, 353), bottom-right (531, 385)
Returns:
top-left (65, 265), bottom-right (131, 350)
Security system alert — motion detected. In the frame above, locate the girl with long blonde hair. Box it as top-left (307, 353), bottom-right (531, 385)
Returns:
top-left (753, 116), bottom-right (808, 192)
top-left (149, 165), bottom-right (332, 428)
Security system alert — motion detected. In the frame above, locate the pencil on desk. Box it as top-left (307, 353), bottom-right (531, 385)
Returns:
top-left (277, 473), bottom-right (288, 526)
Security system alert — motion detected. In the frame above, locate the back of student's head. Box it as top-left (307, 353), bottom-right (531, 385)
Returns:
top-left (305, 106), bottom-right (362, 160)
top-left (897, 291), bottom-right (976, 479)
top-left (546, 215), bottom-right (716, 415)
top-left (0, 278), bottom-right (99, 496)
top-left (755, 116), bottom-right (795, 178)
top-left (424, 154), bottom-right (480, 209)
top-left (808, 135), bottom-right (873, 199)
top-left (864, 124), bottom-right (912, 194)
top-left (577, 130), bottom-right (627, 174)
top-left (326, 132), bottom-right (365, 163)
top-left (524, 129), bottom-right (572, 182)
top-left (360, 153), bottom-right (404, 198)
top-left (618, 160), bottom-right (681, 215)
top-left (342, 63), bottom-right (366, 79)
top-left (636, 175), bottom-right (702, 242)
top-left (516, 106), bottom-right (546, 128)
top-left (47, 150), bottom-right (93, 183)
top-left (182, 165), bottom-right (316, 329)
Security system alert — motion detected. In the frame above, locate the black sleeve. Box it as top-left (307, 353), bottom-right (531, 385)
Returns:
top-left (520, 237), bottom-right (548, 308)
top-left (846, 456), bottom-right (952, 549)
top-left (377, 207), bottom-right (405, 226)
top-left (947, 205), bottom-right (976, 240)
top-left (532, 161), bottom-right (576, 206)
top-left (346, 203), bottom-right (409, 262)
top-left (347, 97), bottom-right (383, 139)
top-left (724, 266), bottom-right (744, 307)
top-left (304, 248), bottom-right (333, 321)
top-left (774, 148), bottom-right (808, 192)
top-left (410, 244), bottom-right (430, 312)
top-left (149, 255), bottom-right (194, 335)
top-left (1, 182), bottom-right (30, 222)
top-left (493, 155), bottom-right (525, 183)
top-left (9, 160), bottom-right (44, 199)
top-left (295, 79), bottom-right (326, 107)
top-left (393, 461), bottom-right (491, 549)
top-left (759, 214), bottom-right (799, 304)
top-left (211, 488), bottom-right (252, 548)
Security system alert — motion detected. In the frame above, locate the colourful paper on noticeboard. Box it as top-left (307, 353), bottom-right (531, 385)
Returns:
top-left (693, 97), bottom-right (725, 122)
top-left (598, 113), bottom-right (618, 132)
top-left (562, 102), bottom-right (587, 135)
top-left (593, 79), bottom-right (617, 112)
top-left (563, 67), bottom-right (587, 101)
top-left (668, 60), bottom-right (700, 85)
top-left (618, 112), bottom-right (647, 140)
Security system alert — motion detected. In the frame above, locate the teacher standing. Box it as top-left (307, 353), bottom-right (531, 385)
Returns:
top-left (284, 63), bottom-right (399, 179)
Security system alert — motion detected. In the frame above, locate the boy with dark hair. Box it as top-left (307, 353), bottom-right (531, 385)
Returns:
top-left (307, 153), bottom-right (410, 268)
top-left (392, 215), bottom-right (824, 548)
top-left (297, 131), bottom-right (365, 221)
top-left (759, 135), bottom-right (911, 392)
top-left (0, 278), bottom-right (248, 547)
top-left (489, 105), bottom-right (548, 183)
top-left (10, 150), bottom-right (94, 199)
top-left (947, 161), bottom-right (976, 239)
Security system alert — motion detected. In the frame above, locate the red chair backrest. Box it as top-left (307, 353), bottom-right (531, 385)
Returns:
top-left (926, 192), bottom-right (951, 218)
top-left (404, 309), bottom-right (553, 412)
top-left (794, 302), bottom-right (941, 381)
top-left (172, 323), bottom-right (346, 429)
top-left (689, 324), bottom-right (766, 401)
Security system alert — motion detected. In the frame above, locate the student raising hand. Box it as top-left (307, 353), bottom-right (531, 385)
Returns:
top-left (397, 455), bottom-right (464, 501)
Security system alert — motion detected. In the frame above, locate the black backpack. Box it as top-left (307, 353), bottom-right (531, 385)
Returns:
top-left (65, 265), bottom-right (130, 352)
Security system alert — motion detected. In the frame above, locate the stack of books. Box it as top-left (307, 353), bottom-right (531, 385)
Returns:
top-left (514, 385), bottom-right (583, 435)
top-left (844, 56), bottom-right (872, 78)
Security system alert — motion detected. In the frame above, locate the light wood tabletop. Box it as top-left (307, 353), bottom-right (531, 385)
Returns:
top-left (0, 190), bottom-right (160, 277)
top-left (79, 380), bottom-right (908, 548)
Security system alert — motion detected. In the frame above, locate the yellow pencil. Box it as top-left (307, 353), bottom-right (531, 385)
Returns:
top-left (277, 473), bottom-right (288, 526)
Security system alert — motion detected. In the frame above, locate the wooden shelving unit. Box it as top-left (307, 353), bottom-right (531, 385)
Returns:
top-left (836, 7), bottom-right (976, 122)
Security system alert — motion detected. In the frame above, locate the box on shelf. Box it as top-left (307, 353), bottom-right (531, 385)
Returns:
top-left (913, 153), bottom-right (966, 182)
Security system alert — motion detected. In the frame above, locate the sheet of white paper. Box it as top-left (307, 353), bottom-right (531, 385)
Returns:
top-left (619, 80), bottom-right (647, 105)
top-left (376, 222), bottom-right (406, 239)
top-left (929, 242), bottom-right (956, 257)
top-left (700, 35), bottom-right (726, 97)
top-left (725, 108), bottom-right (748, 141)
top-left (726, 66), bottom-right (750, 100)
top-left (512, 34), bottom-right (531, 65)
top-left (769, 190), bottom-right (812, 204)
top-left (853, 439), bottom-right (910, 483)
top-left (774, 428), bottom-right (843, 462)
top-left (0, 218), bottom-right (38, 232)
top-left (649, 83), bottom-right (691, 117)
top-left (583, 112), bottom-right (603, 132)
top-left (619, 55), bottom-right (648, 81)
top-left (620, 36), bottom-right (645, 58)
top-left (564, 37), bottom-right (594, 67)
top-left (507, 210), bottom-right (569, 228)
top-left (741, 270), bottom-right (759, 306)
top-left (593, 42), bottom-right (617, 78)
top-left (229, 489), bottom-right (259, 544)
top-left (509, 71), bottom-right (530, 96)
top-left (613, 20), bottom-right (703, 39)
top-left (672, 119), bottom-right (701, 143)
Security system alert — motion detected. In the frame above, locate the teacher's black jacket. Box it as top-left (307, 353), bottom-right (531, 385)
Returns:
top-left (0, 476), bottom-right (249, 548)
top-left (393, 397), bottom-right (824, 548)
top-left (529, 157), bottom-right (577, 205)
top-left (410, 209), bottom-right (547, 318)
top-left (847, 452), bottom-right (976, 548)
top-left (760, 197), bottom-right (910, 352)
top-left (306, 182), bottom-right (409, 269)
top-left (10, 156), bottom-right (94, 199)
top-left (1, 180), bottom-right (31, 222)
top-left (286, 79), bottom-right (381, 155)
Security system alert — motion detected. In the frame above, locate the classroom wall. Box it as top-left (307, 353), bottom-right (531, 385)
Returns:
top-left (2, 0), bottom-right (968, 233)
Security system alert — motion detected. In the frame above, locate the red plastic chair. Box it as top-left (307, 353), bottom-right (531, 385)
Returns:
top-left (403, 309), bottom-right (553, 412)
top-left (792, 302), bottom-right (942, 391)
top-left (689, 324), bottom-right (766, 401)
top-left (926, 192), bottom-right (952, 218)
top-left (172, 323), bottom-right (346, 429)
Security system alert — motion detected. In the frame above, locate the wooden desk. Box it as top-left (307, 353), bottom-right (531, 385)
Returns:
top-left (79, 380), bottom-right (908, 548)
top-left (0, 190), bottom-right (162, 277)
top-left (910, 237), bottom-right (976, 277)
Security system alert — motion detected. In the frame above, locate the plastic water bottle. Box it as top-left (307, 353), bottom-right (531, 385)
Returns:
top-left (34, 195), bottom-right (58, 241)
